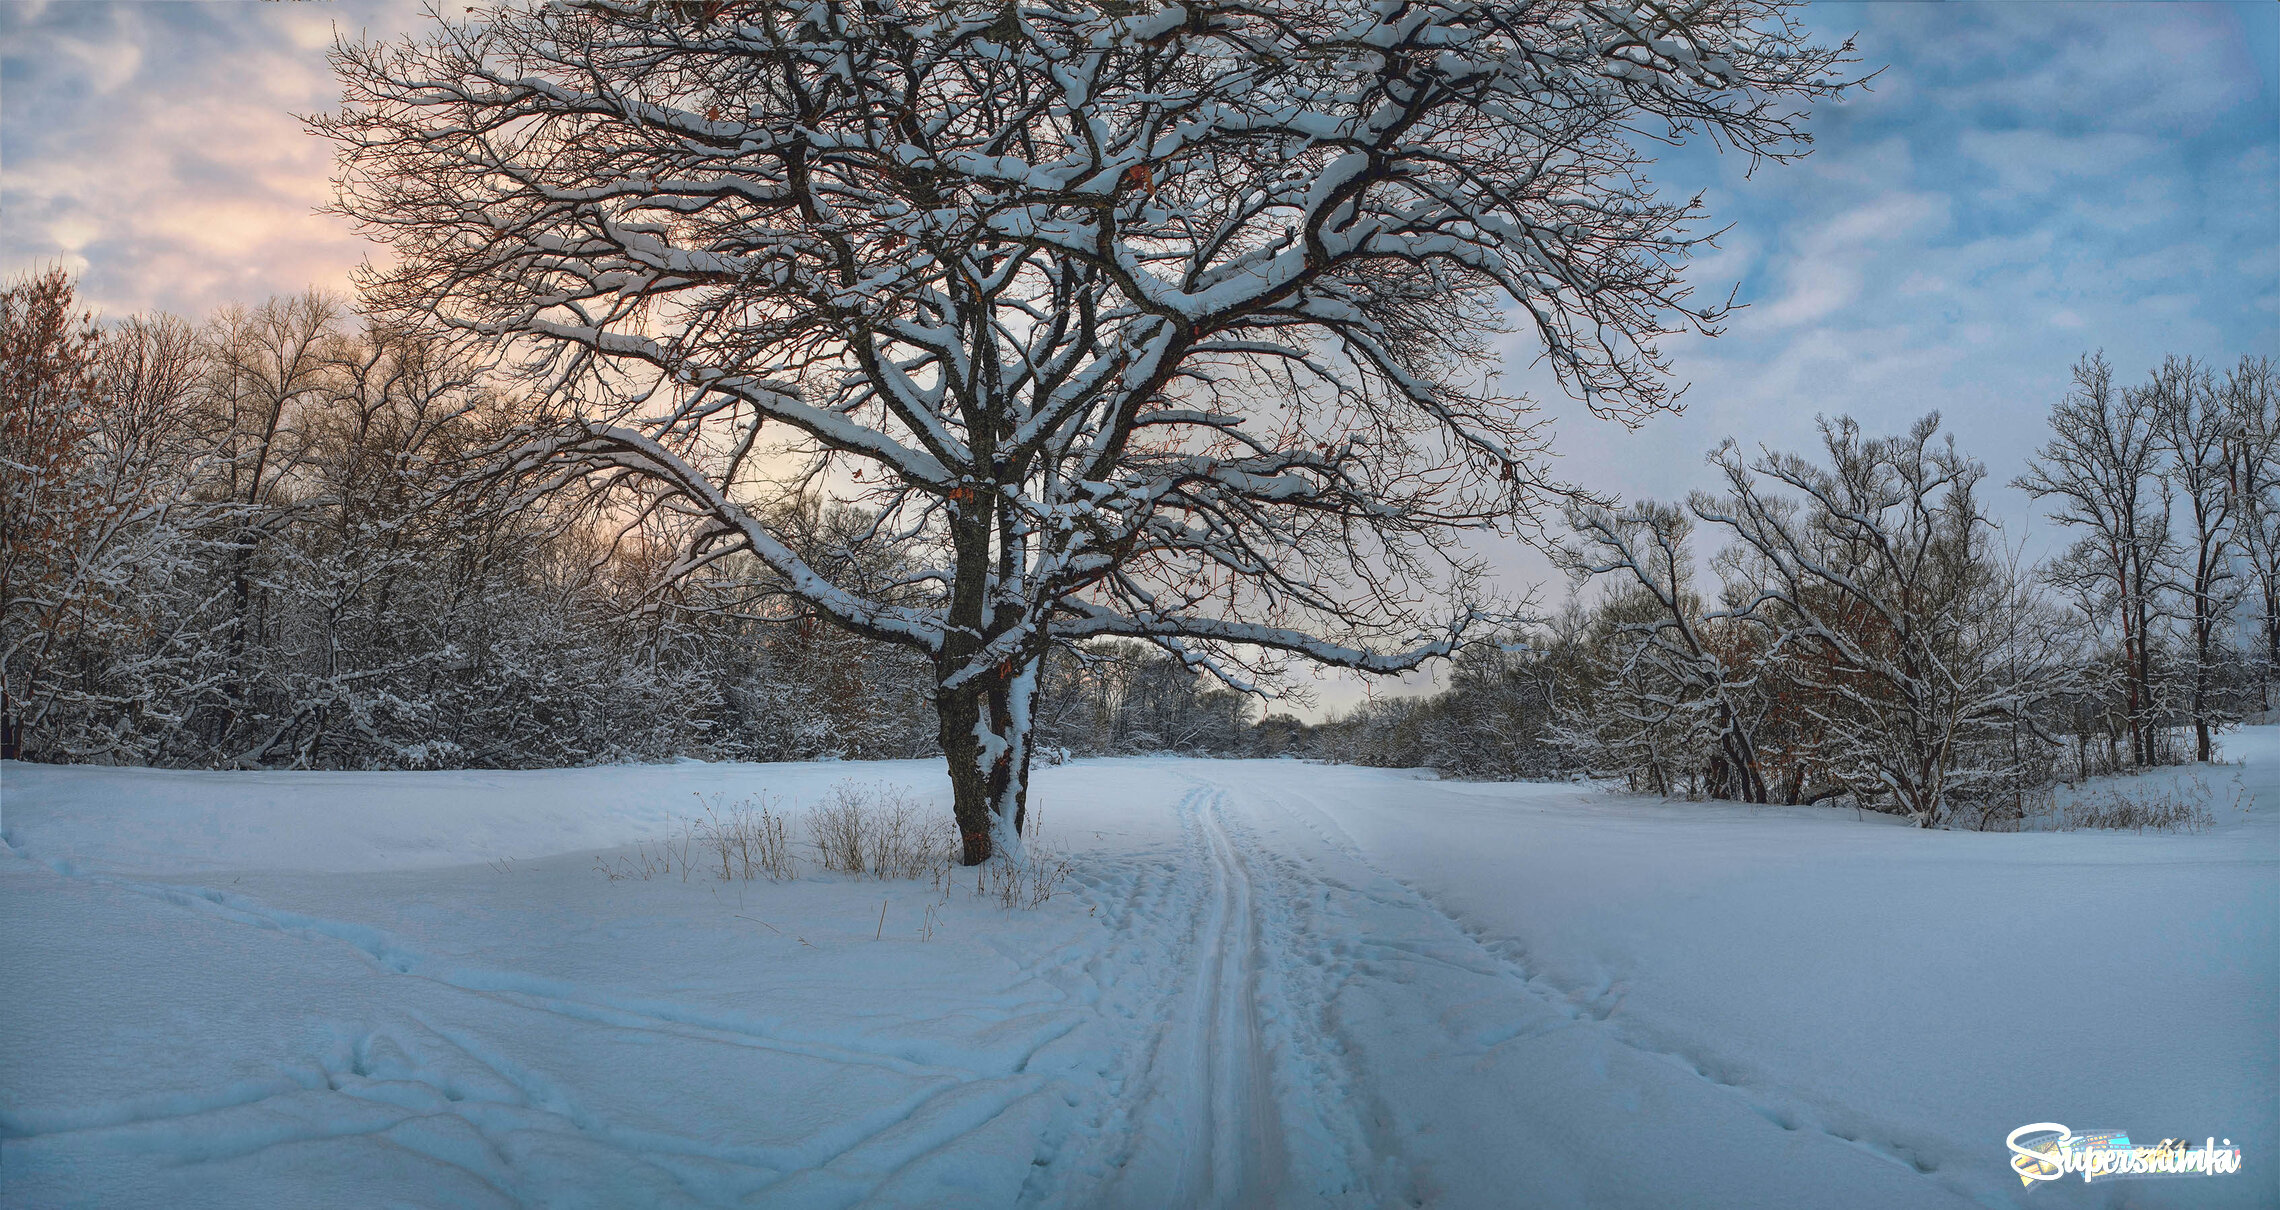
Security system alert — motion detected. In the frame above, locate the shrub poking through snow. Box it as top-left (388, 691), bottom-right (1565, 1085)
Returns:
top-left (1979, 771), bottom-right (2238, 834)
top-left (2048, 777), bottom-right (2221, 834)
top-left (865, 793), bottom-right (953, 881)
top-left (808, 785), bottom-right (868, 874)
top-left (602, 781), bottom-right (1070, 908)
top-left (694, 794), bottom-right (798, 882)
top-left (812, 781), bottom-right (955, 880)
top-left (593, 830), bottom-right (696, 882)
top-left (983, 850), bottom-right (1073, 911)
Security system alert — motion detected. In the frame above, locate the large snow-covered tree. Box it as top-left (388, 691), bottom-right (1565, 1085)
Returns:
top-left (322, 0), bottom-right (1852, 861)
top-left (2146, 355), bottom-right (2241, 762)
top-left (2227, 356), bottom-right (2280, 703)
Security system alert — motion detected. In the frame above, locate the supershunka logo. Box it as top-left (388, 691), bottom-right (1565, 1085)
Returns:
top-left (2006, 1123), bottom-right (2243, 1187)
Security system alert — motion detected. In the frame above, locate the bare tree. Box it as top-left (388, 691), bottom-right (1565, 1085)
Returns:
top-left (322, 0), bottom-right (1853, 860)
top-left (2146, 356), bottom-right (2239, 761)
top-left (221, 324), bottom-right (492, 767)
top-left (1696, 415), bottom-right (2053, 826)
top-left (2226, 356), bottom-right (2280, 708)
top-left (1559, 500), bottom-right (1765, 801)
top-left (2015, 354), bottom-right (2170, 767)
top-left (195, 293), bottom-right (343, 747)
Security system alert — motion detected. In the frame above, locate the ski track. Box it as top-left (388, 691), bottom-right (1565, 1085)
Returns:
top-left (5, 766), bottom-right (2013, 1207)
top-left (1095, 784), bottom-right (1289, 1207)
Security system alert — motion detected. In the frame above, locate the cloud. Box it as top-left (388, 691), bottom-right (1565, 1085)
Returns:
top-left (1956, 129), bottom-right (2162, 198)
top-left (1859, 1), bottom-right (2264, 135)
top-left (1755, 191), bottom-right (1951, 328)
top-left (1472, 0), bottom-right (2279, 610)
top-left (0, 0), bottom-right (429, 318)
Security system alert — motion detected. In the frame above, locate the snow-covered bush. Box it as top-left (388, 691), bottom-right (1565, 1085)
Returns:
top-left (811, 781), bottom-right (954, 881)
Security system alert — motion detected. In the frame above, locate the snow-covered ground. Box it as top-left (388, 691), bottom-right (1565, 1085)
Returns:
top-left (3, 736), bottom-right (2274, 1208)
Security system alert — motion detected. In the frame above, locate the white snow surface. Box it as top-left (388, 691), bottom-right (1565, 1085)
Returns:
top-left (3, 738), bottom-right (2274, 1208)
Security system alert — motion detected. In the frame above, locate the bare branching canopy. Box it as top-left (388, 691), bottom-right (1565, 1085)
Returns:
top-left (320, 0), bottom-right (1853, 857)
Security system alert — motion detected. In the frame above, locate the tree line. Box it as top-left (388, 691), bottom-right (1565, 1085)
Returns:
top-left (1, 272), bottom-right (939, 767)
top-left (8, 269), bottom-right (2270, 829)
top-left (1323, 354), bottom-right (2280, 828)
top-left (0, 272), bottom-right (1284, 770)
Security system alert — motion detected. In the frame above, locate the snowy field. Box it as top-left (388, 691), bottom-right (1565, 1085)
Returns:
top-left (3, 737), bottom-right (2274, 1209)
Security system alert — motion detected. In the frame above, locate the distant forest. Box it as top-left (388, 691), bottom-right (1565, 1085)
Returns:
top-left (5, 272), bottom-right (2274, 827)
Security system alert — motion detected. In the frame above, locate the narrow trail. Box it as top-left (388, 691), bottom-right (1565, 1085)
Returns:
top-left (1097, 785), bottom-right (1287, 1207)
top-left (1188, 788), bottom-right (1287, 1206)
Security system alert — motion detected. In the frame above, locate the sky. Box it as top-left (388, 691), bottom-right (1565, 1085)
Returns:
top-left (3, 0), bottom-right (2276, 713)
top-left (1539, 1), bottom-right (2279, 551)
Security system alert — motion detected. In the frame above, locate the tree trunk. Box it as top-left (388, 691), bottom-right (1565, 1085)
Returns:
top-left (0, 682), bottom-right (20, 761)
top-left (936, 652), bottom-right (1041, 866)
top-left (2124, 587), bottom-right (2143, 765)
top-left (1722, 722), bottom-right (1768, 804)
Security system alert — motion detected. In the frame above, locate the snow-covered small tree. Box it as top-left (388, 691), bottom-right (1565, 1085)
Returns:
top-left (1, 270), bottom-right (110, 759)
top-left (1550, 585), bottom-right (1706, 794)
top-left (1408, 636), bottom-right (1579, 780)
top-left (323, 0), bottom-right (1854, 860)
top-left (2016, 354), bottom-right (2172, 767)
top-left (1696, 414), bottom-right (2062, 826)
top-left (1559, 499), bottom-right (1765, 800)
top-left (1, 273), bottom-right (221, 762)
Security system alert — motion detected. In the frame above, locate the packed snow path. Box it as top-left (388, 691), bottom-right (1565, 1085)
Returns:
top-left (1101, 787), bottom-right (1285, 1208)
top-left (4, 749), bottom-right (2274, 1208)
